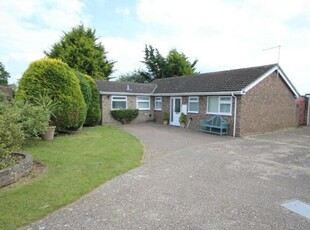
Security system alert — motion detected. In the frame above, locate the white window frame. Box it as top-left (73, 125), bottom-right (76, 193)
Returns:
top-left (154, 97), bottom-right (162, 111)
top-left (111, 96), bottom-right (127, 110)
top-left (188, 96), bottom-right (199, 113)
top-left (207, 96), bottom-right (232, 116)
top-left (136, 96), bottom-right (150, 110)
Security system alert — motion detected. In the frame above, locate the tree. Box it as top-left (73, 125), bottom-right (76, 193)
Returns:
top-left (166, 49), bottom-right (198, 77)
top-left (118, 70), bottom-right (149, 83)
top-left (0, 62), bottom-right (10, 85)
top-left (140, 45), bottom-right (198, 82)
top-left (44, 24), bottom-right (115, 80)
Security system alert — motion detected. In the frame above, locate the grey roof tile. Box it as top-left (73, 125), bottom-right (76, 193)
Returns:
top-left (96, 64), bottom-right (278, 94)
top-left (96, 81), bottom-right (157, 94)
top-left (153, 64), bottom-right (278, 93)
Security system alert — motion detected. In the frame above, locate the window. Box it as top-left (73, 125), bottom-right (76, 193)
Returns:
top-left (111, 96), bottom-right (127, 110)
top-left (188, 96), bottom-right (199, 113)
top-left (207, 96), bottom-right (232, 115)
top-left (137, 96), bottom-right (150, 110)
top-left (155, 97), bottom-right (162, 111)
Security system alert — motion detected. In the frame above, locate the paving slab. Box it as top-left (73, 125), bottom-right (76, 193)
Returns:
top-left (21, 125), bottom-right (310, 230)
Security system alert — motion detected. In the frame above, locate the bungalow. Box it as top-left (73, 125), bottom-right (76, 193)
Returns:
top-left (96, 64), bottom-right (300, 136)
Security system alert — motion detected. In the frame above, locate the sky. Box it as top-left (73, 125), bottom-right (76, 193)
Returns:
top-left (0, 0), bottom-right (309, 94)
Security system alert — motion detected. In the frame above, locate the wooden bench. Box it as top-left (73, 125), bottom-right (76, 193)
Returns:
top-left (200, 116), bottom-right (229, 135)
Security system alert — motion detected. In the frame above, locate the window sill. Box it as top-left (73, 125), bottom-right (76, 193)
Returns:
top-left (206, 112), bottom-right (232, 116)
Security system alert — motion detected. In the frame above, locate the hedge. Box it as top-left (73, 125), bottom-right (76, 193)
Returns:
top-left (84, 74), bottom-right (101, 126)
top-left (16, 58), bottom-right (86, 132)
top-left (111, 109), bottom-right (139, 124)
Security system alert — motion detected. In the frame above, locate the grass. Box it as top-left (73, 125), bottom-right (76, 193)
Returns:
top-left (0, 126), bottom-right (143, 230)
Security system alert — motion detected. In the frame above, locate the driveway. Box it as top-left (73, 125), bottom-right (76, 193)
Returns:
top-left (23, 124), bottom-right (310, 230)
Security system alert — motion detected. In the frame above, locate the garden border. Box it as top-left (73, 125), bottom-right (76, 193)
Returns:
top-left (0, 152), bottom-right (33, 188)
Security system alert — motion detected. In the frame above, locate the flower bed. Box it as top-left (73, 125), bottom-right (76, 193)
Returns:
top-left (0, 153), bottom-right (33, 188)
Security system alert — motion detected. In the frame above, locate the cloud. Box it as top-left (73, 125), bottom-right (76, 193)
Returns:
top-left (115, 7), bottom-right (131, 16)
top-left (100, 37), bottom-right (144, 76)
top-left (135, 0), bottom-right (310, 94)
top-left (0, 0), bottom-right (89, 83)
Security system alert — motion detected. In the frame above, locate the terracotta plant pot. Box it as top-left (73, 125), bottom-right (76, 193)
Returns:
top-left (163, 120), bottom-right (168, 125)
top-left (180, 122), bottom-right (186, 128)
top-left (41, 126), bottom-right (56, 141)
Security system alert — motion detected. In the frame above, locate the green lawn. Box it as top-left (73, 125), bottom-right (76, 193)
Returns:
top-left (0, 126), bottom-right (143, 230)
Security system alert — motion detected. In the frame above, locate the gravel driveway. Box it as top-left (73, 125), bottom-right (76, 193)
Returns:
top-left (23, 124), bottom-right (310, 230)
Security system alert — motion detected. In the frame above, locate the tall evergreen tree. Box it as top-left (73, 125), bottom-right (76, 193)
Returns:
top-left (0, 62), bottom-right (10, 85)
top-left (44, 24), bottom-right (115, 80)
top-left (140, 45), bottom-right (198, 81)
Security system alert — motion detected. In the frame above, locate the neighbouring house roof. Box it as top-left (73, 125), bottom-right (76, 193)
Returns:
top-left (96, 81), bottom-right (157, 95)
top-left (0, 86), bottom-right (13, 101)
top-left (96, 64), bottom-right (299, 97)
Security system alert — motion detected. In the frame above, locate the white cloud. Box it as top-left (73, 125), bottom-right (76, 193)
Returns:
top-left (134, 0), bottom-right (310, 94)
top-left (0, 0), bottom-right (89, 84)
top-left (100, 37), bottom-right (145, 77)
top-left (115, 7), bottom-right (130, 16)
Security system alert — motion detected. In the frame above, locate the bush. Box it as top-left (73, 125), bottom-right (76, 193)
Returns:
top-left (163, 112), bottom-right (169, 121)
top-left (18, 102), bottom-right (49, 140)
top-left (0, 101), bottom-right (24, 169)
top-left (84, 75), bottom-right (101, 126)
top-left (74, 71), bottom-right (92, 110)
top-left (16, 58), bottom-right (87, 132)
top-left (111, 109), bottom-right (139, 124)
top-left (0, 100), bottom-right (50, 169)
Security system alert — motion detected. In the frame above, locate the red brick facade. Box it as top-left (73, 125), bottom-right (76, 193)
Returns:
top-left (237, 72), bottom-right (298, 135)
top-left (99, 70), bottom-right (298, 136)
top-left (100, 95), bottom-right (154, 124)
top-left (153, 72), bottom-right (298, 136)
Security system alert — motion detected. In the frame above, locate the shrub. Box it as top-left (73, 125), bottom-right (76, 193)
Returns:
top-left (179, 112), bottom-right (187, 123)
top-left (111, 109), bottom-right (139, 124)
top-left (0, 100), bottom-right (50, 169)
top-left (0, 101), bottom-right (24, 169)
top-left (163, 112), bottom-right (169, 121)
top-left (18, 102), bottom-right (49, 140)
top-left (16, 58), bottom-right (86, 132)
top-left (84, 75), bottom-right (101, 126)
top-left (74, 71), bottom-right (92, 110)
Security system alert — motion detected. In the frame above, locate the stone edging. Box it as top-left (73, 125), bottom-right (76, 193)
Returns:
top-left (0, 152), bottom-right (33, 188)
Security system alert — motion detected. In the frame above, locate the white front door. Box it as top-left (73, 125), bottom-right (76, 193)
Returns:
top-left (170, 97), bottom-right (182, 126)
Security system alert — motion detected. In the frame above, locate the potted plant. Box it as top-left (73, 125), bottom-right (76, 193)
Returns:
top-left (179, 112), bottom-right (187, 128)
top-left (34, 93), bottom-right (59, 140)
top-left (162, 112), bottom-right (169, 125)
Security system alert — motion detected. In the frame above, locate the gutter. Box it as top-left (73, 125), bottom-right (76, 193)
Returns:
top-left (152, 91), bottom-right (244, 97)
top-left (307, 95), bottom-right (310, 126)
top-left (99, 91), bottom-right (153, 96)
top-left (232, 93), bottom-right (237, 137)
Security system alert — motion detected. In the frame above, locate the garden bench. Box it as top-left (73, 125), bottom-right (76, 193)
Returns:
top-left (200, 116), bottom-right (229, 135)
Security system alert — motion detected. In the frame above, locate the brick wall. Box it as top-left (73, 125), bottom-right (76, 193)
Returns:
top-left (295, 97), bottom-right (306, 125)
top-left (238, 72), bottom-right (298, 136)
top-left (100, 95), bottom-right (153, 124)
top-left (153, 95), bottom-right (236, 135)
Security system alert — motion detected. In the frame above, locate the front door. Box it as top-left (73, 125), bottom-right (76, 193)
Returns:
top-left (170, 97), bottom-right (182, 126)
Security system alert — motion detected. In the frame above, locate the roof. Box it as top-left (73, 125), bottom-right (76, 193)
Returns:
top-left (0, 86), bottom-right (13, 100)
top-left (96, 64), bottom-right (299, 97)
top-left (96, 81), bottom-right (157, 95)
top-left (153, 64), bottom-right (278, 94)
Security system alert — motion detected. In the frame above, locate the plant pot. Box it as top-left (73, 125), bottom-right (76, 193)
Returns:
top-left (41, 126), bottom-right (56, 141)
top-left (163, 120), bottom-right (168, 125)
top-left (180, 122), bottom-right (186, 128)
